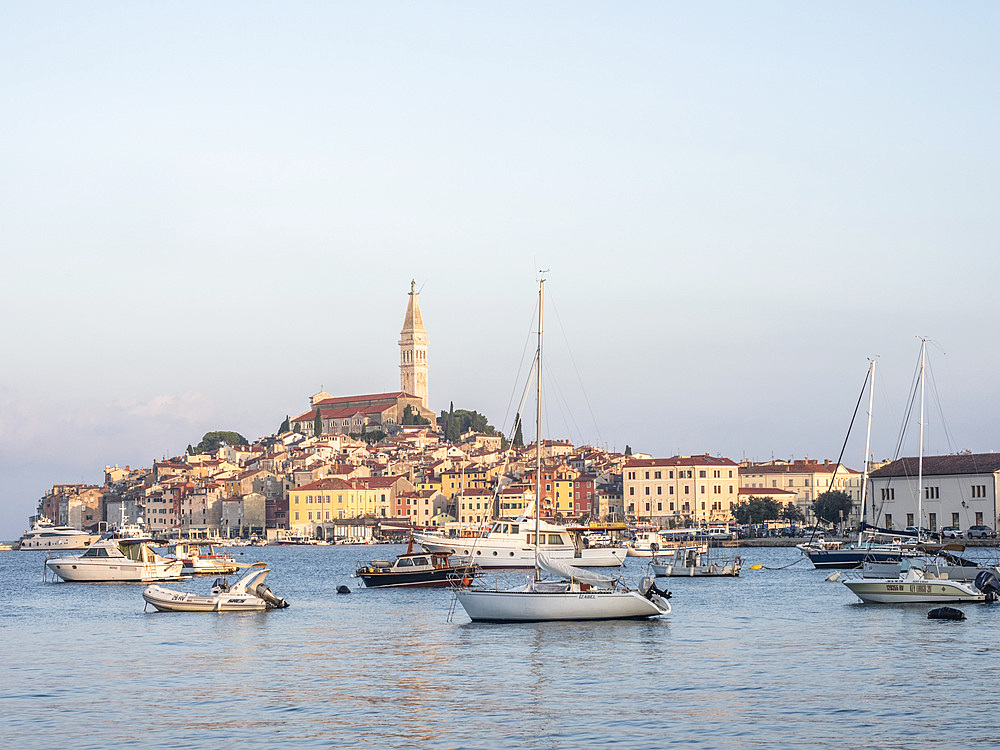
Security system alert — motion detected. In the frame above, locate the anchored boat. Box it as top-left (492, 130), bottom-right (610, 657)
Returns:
top-left (143, 562), bottom-right (289, 612)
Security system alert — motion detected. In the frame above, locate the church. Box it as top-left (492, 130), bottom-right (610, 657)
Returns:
top-left (289, 282), bottom-right (437, 436)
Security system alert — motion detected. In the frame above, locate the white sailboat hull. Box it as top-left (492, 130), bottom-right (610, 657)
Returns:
top-left (455, 588), bottom-right (669, 622)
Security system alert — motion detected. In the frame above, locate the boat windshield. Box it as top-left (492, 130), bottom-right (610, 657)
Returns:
top-left (396, 558), bottom-right (413, 567)
top-left (411, 557), bottom-right (429, 566)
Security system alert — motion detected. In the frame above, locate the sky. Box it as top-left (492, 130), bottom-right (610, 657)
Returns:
top-left (2, 2), bottom-right (999, 539)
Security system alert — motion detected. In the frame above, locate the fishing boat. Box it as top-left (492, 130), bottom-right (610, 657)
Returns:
top-left (452, 278), bottom-right (671, 623)
top-left (165, 541), bottom-right (239, 575)
top-left (44, 539), bottom-right (185, 583)
top-left (142, 562), bottom-right (289, 612)
top-left (650, 545), bottom-right (741, 577)
top-left (17, 519), bottom-right (101, 551)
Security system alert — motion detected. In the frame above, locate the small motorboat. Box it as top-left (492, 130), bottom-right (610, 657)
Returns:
top-left (165, 541), bottom-right (239, 575)
top-left (142, 562), bottom-right (289, 612)
top-left (650, 545), bottom-right (742, 577)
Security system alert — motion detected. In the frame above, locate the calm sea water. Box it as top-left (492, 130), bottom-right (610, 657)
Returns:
top-left (3, 544), bottom-right (1000, 749)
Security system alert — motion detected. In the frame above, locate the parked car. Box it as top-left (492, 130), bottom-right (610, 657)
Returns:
top-left (940, 526), bottom-right (963, 539)
top-left (967, 525), bottom-right (997, 539)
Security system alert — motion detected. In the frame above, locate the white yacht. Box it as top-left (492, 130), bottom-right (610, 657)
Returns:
top-left (165, 541), bottom-right (239, 575)
top-left (45, 539), bottom-right (185, 583)
top-left (414, 515), bottom-right (626, 568)
top-left (18, 520), bottom-right (102, 551)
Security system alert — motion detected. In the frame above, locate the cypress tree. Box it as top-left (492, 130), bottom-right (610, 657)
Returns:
top-left (313, 408), bottom-right (323, 438)
top-left (512, 412), bottom-right (524, 448)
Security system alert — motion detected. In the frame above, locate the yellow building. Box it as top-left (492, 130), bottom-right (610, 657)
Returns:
top-left (623, 454), bottom-right (739, 526)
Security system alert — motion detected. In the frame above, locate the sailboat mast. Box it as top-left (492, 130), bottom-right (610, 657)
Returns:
top-left (535, 278), bottom-right (544, 574)
top-left (917, 339), bottom-right (926, 541)
top-left (859, 358), bottom-right (876, 542)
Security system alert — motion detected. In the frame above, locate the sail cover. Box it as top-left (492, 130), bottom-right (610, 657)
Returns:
top-left (537, 553), bottom-right (617, 586)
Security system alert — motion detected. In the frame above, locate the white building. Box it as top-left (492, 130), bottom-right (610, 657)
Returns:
top-left (868, 453), bottom-right (1000, 533)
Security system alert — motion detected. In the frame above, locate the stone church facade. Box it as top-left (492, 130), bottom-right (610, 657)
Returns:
top-left (289, 283), bottom-right (435, 436)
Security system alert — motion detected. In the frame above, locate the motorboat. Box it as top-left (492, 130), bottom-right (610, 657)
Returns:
top-left (17, 519), bottom-right (101, 551)
top-left (452, 280), bottom-right (670, 623)
top-left (650, 545), bottom-right (741, 577)
top-left (166, 541), bottom-right (239, 575)
top-left (357, 551), bottom-right (479, 588)
top-left (143, 562), bottom-right (289, 612)
top-left (44, 539), bottom-right (185, 583)
top-left (843, 559), bottom-right (1000, 604)
top-left (414, 514), bottom-right (627, 569)
top-left (356, 535), bottom-right (479, 587)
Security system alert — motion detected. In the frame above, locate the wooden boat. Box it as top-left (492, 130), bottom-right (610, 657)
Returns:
top-left (142, 562), bottom-right (289, 612)
top-left (357, 538), bottom-right (479, 588)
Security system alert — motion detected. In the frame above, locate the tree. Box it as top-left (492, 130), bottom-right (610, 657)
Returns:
top-left (193, 431), bottom-right (249, 455)
top-left (624, 445), bottom-right (632, 456)
top-left (731, 496), bottom-right (782, 525)
top-left (813, 491), bottom-right (853, 525)
top-left (512, 412), bottom-right (524, 448)
top-left (313, 409), bottom-right (323, 438)
top-left (279, 415), bottom-right (290, 433)
top-left (781, 502), bottom-right (806, 524)
top-left (401, 405), bottom-right (429, 426)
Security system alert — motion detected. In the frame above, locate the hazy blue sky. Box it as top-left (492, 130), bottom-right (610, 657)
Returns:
top-left (3, 3), bottom-right (998, 538)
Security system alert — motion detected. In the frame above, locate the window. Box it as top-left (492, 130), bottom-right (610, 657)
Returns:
top-left (644, 487), bottom-right (650, 496)
top-left (881, 487), bottom-right (895, 501)
top-left (654, 471), bottom-right (661, 479)
top-left (629, 487), bottom-right (635, 496)
top-left (952, 513), bottom-right (960, 526)
top-left (645, 471), bottom-right (650, 479)
top-left (669, 487), bottom-right (674, 495)
top-left (699, 470), bottom-right (706, 478)
top-left (885, 514), bottom-right (892, 528)
top-left (928, 513), bottom-right (937, 531)
top-left (976, 512), bottom-right (984, 525)
top-left (972, 485), bottom-right (987, 498)
top-left (657, 502), bottom-right (662, 511)
top-left (657, 486), bottom-right (662, 495)
top-left (925, 486), bottom-right (939, 499)
top-left (684, 485), bottom-right (690, 494)
top-left (906, 513), bottom-right (914, 526)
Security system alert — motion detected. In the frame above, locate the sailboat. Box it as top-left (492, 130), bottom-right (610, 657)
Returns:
top-left (453, 278), bottom-right (671, 622)
top-left (842, 340), bottom-right (1000, 604)
top-left (803, 359), bottom-right (917, 570)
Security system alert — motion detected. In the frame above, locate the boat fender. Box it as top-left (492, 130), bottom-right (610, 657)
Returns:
top-left (336, 585), bottom-right (351, 595)
top-left (927, 606), bottom-right (966, 621)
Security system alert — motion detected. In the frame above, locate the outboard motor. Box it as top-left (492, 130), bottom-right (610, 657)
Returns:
top-left (974, 570), bottom-right (1000, 602)
top-left (638, 575), bottom-right (672, 601)
top-left (254, 582), bottom-right (290, 609)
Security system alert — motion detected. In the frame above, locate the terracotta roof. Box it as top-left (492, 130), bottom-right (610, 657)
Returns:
top-left (624, 455), bottom-right (737, 468)
top-left (293, 478), bottom-right (353, 492)
top-left (741, 460), bottom-right (856, 475)
top-left (871, 454), bottom-right (1000, 478)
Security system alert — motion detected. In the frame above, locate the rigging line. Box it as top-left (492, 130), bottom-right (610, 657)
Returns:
top-left (925, 353), bottom-right (958, 457)
top-left (544, 286), bottom-right (605, 450)
top-left (805, 365), bottom-right (870, 544)
top-left (544, 365), bottom-right (586, 449)
top-left (500, 301), bottom-right (541, 436)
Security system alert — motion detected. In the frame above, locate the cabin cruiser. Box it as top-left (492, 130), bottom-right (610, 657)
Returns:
top-left (414, 515), bottom-right (627, 568)
top-left (45, 539), bottom-right (185, 583)
top-left (165, 541), bottom-right (239, 575)
top-left (143, 562), bottom-right (289, 612)
top-left (356, 538), bottom-right (479, 588)
top-left (17, 520), bottom-right (101, 551)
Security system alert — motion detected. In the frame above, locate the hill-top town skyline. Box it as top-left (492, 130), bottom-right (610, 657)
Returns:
top-left (21, 284), bottom-right (1000, 544)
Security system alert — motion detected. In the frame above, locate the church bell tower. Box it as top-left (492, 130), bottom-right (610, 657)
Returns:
top-left (399, 280), bottom-right (429, 408)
